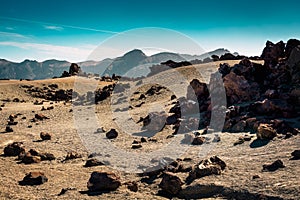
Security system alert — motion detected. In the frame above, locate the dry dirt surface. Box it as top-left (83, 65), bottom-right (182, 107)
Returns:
top-left (0, 61), bottom-right (299, 200)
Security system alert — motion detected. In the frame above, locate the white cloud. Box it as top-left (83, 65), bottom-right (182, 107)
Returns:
top-left (44, 25), bottom-right (64, 31)
top-left (0, 31), bottom-right (28, 39)
top-left (5, 27), bottom-right (15, 31)
top-left (0, 41), bottom-right (96, 62)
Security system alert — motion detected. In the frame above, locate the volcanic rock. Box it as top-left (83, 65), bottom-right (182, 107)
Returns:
top-left (40, 132), bottom-right (51, 140)
top-left (65, 151), bottom-right (82, 160)
top-left (106, 129), bottom-right (118, 139)
top-left (261, 40), bottom-right (285, 67)
top-left (291, 150), bottom-right (300, 160)
top-left (3, 142), bottom-right (25, 156)
top-left (188, 156), bottom-right (226, 180)
top-left (263, 159), bottom-right (285, 171)
top-left (126, 181), bottom-right (138, 192)
top-left (257, 123), bottom-right (277, 140)
top-left (84, 158), bottom-right (105, 167)
top-left (5, 126), bottom-right (13, 132)
top-left (223, 72), bottom-right (259, 105)
top-left (87, 171), bottom-right (121, 191)
top-left (191, 136), bottom-right (205, 145)
top-left (19, 172), bottom-right (48, 185)
top-left (159, 172), bottom-right (183, 195)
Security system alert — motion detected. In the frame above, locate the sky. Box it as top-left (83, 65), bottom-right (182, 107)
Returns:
top-left (0, 0), bottom-right (300, 62)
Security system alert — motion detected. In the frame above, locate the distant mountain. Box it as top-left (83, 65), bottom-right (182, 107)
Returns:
top-left (0, 48), bottom-right (235, 79)
top-left (103, 48), bottom-right (233, 77)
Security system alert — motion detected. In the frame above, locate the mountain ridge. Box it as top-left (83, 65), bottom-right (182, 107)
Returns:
top-left (0, 48), bottom-right (235, 79)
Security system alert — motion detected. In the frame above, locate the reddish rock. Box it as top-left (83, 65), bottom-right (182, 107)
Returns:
top-left (159, 172), bottom-right (183, 195)
top-left (19, 171), bottom-right (48, 185)
top-left (187, 79), bottom-right (209, 102)
top-left (87, 171), bottom-right (121, 191)
top-left (21, 152), bottom-right (41, 164)
top-left (223, 72), bottom-right (259, 105)
top-left (257, 124), bottom-right (277, 140)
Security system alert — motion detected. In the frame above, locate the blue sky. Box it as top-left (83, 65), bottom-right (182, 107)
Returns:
top-left (0, 0), bottom-right (300, 62)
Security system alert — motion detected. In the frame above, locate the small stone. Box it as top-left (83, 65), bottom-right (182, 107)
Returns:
top-left (35, 113), bottom-right (49, 120)
top-left (148, 138), bottom-right (157, 142)
top-left (132, 144), bottom-right (142, 149)
top-left (5, 126), bottom-right (13, 132)
top-left (291, 150), bottom-right (300, 159)
top-left (84, 158), bottom-right (105, 167)
top-left (87, 171), bottom-right (121, 191)
top-left (166, 135), bottom-right (174, 139)
top-left (191, 136), bottom-right (205, 145)
top-left (126, 181), bottom-right (138, 192)
top-left (19, 172), bottom-right (48, 185)
top-left (7, 121), bottom-right (18, 125)
top-left (284, 132), bottom-right (293, 139)
top-left (65, 151), bottom-right (82, 160)
top-left (252, 175), bottom-right (260, 179)
top-left (233, 137), bottom-right (245, 146)
top-left (40, 132), bottom-right (52, 140)
top-left (140, 137), bottom-right (147, 143)
top-left (106, 129), bottom-right (118, 139)
top-left (21, 152), bottom-right (41, 164)
top-left (263, 159), bottom-right (285, 171)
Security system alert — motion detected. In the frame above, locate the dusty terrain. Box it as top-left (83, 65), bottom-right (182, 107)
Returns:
top-left (0, 60), bottom-right (299, 200)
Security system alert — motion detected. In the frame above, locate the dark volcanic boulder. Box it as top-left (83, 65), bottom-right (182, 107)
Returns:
top-left (285, 39), bottom-right (300, 58)
top-left (287, 45), bottom-right (300, 86)
top-left (159, 172), bottom-right (183, 195)
top-left (69, 63), bottom-right (81, 76)
top-left (187, 79), bottom-right (209, 103)
top-left (19, 172), bottom-right (48, 185)
top-left (263, 159), bottom-right (285, 172)
top-left (87, 171), bottom-right (121, 191)
top-left (106, 129), bottom-right (118, 139)
top-left (4, 142), bottom-right (25, 156)
top-left (261, 40), bottom-right (285, 67)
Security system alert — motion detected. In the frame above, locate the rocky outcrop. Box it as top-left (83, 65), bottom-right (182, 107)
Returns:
top-left (261, 40), bottom-right (285, 67)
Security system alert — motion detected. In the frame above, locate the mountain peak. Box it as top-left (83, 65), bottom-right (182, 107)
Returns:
top-left (123, 49), bottom-right (146, 58)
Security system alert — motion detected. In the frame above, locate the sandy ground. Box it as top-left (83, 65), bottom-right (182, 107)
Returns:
top-left (0, 60), bottom-right (299, 199)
